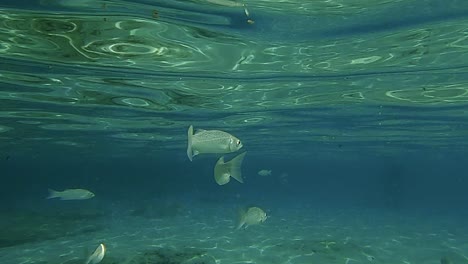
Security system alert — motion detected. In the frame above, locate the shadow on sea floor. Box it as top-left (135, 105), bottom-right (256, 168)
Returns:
top-left (0, 209), bottom-right (105, 248)
top-left (0, 199), bottom-right (187, 249)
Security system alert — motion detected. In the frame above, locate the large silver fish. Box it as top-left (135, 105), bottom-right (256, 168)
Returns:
top-left (187, 125), bottom-right (243, 161)
top-left (237, 206), bottom-right (267, 229)
top-left (47, 188), bottom-right (95, 200)
top-left (214, 152), bottom-right (246, 185)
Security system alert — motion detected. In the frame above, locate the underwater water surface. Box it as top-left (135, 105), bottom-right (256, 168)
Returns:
top-left (1, 0), bottom-right (468, 263)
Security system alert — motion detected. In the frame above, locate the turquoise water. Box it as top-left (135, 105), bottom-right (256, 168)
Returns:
top-left (1, 0), bottom-right (468, 263)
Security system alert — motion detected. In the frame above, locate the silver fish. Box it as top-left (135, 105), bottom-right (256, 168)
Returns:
top-left (205, 0), bottom-right (244, 7)
top-left (257, 169), bottom-right (272, 176)
top-left (187, 125), bottom-right (243, 161)
top-left (47, 188), bottom-right (95, 200)
top-left (85, 244), bottom-right (105, 264)
top-left (237, 206), bottom-right (267, 229)
top-left (214, 152), bottom-right (246, 185)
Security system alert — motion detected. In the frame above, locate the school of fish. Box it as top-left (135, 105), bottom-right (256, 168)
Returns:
top-left (187, 124), bottom-right (268, 228)
top-left (46, 123), bottom-right (267, 263)
top-left (43, 5), bottom-right (263, 261)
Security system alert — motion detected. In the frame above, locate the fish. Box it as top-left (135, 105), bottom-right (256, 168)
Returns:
top-left (257, 169), bottom-right (272, 176)
top-left (85, 244), bottom-right (106, 264)
top-left (205, 0), bottom-right (244, 7)
top-left (237, 206), bottom-right (267, 229)
top-left (187, 125), bottom-right (243, 161)
top-left (214, 152), bottom-right (246, 185)
top-left (47, 188), bottom-right (95, 200)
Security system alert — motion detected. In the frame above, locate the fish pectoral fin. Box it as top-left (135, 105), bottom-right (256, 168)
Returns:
top-left (227, 152), bottom-right (246, 183)
top-left (215, 172), bottom-right (231, 185)
top-left (214, 156), bottom-right (230, 185)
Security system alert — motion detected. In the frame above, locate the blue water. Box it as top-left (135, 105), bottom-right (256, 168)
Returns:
top-left (1, 0), bottom-right (468, 263)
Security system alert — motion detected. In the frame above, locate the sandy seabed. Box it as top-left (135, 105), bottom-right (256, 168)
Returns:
top-left (1, 202), bottom-right (467, 264)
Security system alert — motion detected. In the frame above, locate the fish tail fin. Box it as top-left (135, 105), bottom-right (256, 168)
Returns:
top-left (187, 125), bottom-right (194, 161)
top-left (236, 207), bottom-right (246, 229)
top-left (228, 152), bottom-right (246, 183)
top-left (46, 189), bottom-right (58, 199)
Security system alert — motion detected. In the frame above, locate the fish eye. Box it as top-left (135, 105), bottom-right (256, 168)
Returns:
top-left (236, 140), bottom-right (241, 146)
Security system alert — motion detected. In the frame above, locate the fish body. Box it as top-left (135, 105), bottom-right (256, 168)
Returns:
top-left (205, 0), bottom-right (244, 7)
top-left (237, 206), bottom-right (267, 229)
top-left (257, 169), bottom-right (272, 176)
top-left (47, 188), bottom-right (95, 200)
top-left (214, 152), bottom-right (246, 185)
top-left (85, 244), bottom-right (105, 264)
top-left (187, 125), bottom-right (243, 161)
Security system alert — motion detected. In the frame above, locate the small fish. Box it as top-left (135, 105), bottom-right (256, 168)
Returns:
top-left (237, 206), bottom-right (267, 229)
top-left (47, 188), bottom-right (95, 200)
top-left (187, 125), bottom-right (243, 161)
top-left (214, 152), bottom-right (246, 185)
top-left (85, 244), bottom-right (106, 264)
top-left (257, 169), bottom-right (272, 176)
